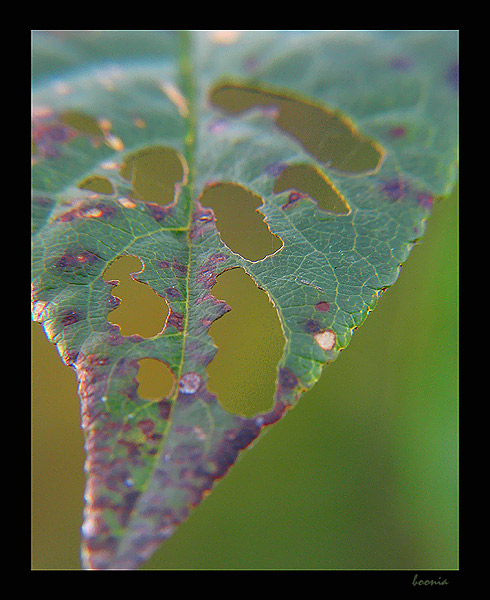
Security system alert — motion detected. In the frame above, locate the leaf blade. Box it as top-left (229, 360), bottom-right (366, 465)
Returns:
top-left (31, 30), bottom-right (458, 569)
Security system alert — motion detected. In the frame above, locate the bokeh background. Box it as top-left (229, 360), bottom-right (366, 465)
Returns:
top-left (31, 181), bottom-right (458, 570)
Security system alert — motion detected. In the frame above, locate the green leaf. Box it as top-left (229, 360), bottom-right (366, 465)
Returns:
top-left (31, 30), bottom-right (458, 570)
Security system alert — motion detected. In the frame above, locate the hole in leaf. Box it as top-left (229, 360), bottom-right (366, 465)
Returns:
top-left (78, 175), bottom-right (114, 195)
top-left (103, 255), bottom-right (169, 338)
top-left (60, 110), bottom-right (104, 137)
top-left (273, 163), bottom-right (350, 214)
top-left (207, 267), bottom-right (284, 417)
top-left (209, 81), bottom-right (385, 175)
top-left (199, 182), bottom-right (282, 261)
top-left (137, 358), bottom-right (174, 399)
top-left (120, 145), bottom-right (187, 205)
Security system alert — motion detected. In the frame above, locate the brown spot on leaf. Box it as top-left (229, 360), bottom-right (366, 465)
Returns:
top-left (56, 207), bottom-right (80, 222)
top-left (178, 372), bottom-right (202, 395)
top-left (314, 329), bottom-right (336, 351)
top-left (55, 200), bottom-right (119, 223)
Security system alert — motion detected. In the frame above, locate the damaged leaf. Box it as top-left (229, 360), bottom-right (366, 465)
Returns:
top-left (31, 30), bottom-right (458, 570)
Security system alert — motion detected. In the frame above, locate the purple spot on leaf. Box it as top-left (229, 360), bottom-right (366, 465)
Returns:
top-left (265, 161), bottom-right (288, 177)
top-left (315, 301), bottom-right (330, 312)
top-left (304, 319), bottom-right (322, 334)
top-left (107, 295), bottom-right (120, 309)
top-left (60, 309), bottom-right (84, 327)
top-left (145, 202), bottom-right (171, 222)
top-left (417, 191), bottom-right (434, 210)
top-left (48, 125), bottom-right (72, 142)
top-left (448, 61), bottom-right (459, 92)
top-left (278, 367), bottom-right (298, 391)
top-left (389, 127), bottom-right (406, 139)
top-left (244, 56), bottom-right (259, 71)
top-left (381, 178), bottom-right (410, 201)
top-left (390, 56), bottom-right (413, 70)
top-left (208, 119), bottom-right (228, 134)
top-left (281, 191), bottom-right (308, 210)
top-left (165, 287), bottom-right (182, 299)
top-left (54, 249), bottom-right (100, 270)
top-left (167, 309), bottom-right (184, 331)
top-left (172, 262), bottom-right (188, 276)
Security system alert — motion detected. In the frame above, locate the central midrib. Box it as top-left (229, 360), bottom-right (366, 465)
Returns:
top-left (176, 29), bottom-right (198, 392)
top-left (109, 32), bottom-right (200, 564)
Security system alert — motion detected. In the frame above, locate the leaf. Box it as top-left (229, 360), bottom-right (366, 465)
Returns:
top-left (31, 30), bottom-right (458, 570)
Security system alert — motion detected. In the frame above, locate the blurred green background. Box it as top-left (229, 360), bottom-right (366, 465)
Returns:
top-left (31, 183), bottom-right (458, 570)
